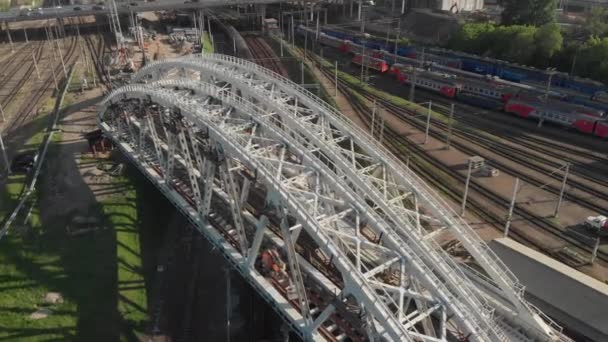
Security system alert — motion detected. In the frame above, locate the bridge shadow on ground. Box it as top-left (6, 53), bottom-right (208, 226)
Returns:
top-left (0, 95), bottom-right (171, 341)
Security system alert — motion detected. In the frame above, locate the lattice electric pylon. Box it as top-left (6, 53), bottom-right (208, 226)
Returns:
top-left (97, 54), bottom-right (571, 342)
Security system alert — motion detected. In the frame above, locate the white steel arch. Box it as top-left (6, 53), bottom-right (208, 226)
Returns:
top-left (98, 55), bottom-right (568, 341)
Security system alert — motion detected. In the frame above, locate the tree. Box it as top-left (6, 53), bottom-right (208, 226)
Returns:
top-left (448, 23), bottom-right (495, 54)
top-left (576, 36), bottom-right (608, 83)
top-left (581, 8), bottom-right (608, 38)
top-left (503, 26), bottom-right (537, 64)
top-left (501, 0), bottom-right (556, 26)
top-left (534, 23), bottom-right (563, 59)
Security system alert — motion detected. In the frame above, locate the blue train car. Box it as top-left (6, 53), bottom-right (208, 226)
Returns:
top-left (396, 46), bottom-right (417, 58)
top-left (322, 29), bottom-right (353, 41)
top-left (461, 58), bottom-right (495, 75)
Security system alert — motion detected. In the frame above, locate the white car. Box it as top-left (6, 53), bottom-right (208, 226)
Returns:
top-left (585, 215), bottom-right (608, 234)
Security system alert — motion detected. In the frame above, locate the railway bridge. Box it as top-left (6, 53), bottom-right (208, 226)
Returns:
top-left (97, 54), bottom-right (571, 341)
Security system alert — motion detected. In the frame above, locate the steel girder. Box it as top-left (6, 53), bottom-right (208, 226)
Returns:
top-left (96, 55), bottom-right (565, 341)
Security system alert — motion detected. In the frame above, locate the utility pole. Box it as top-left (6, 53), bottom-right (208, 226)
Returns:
top-left (545, 67), bottom-right (557, 100)
top-left (301, 61), bottom-right (304, 84)
top-left (0, 130), bottom-right (8, 174)
top-left (424, 101), bottom-right (432, 144)
top-left (461, 159), bottom-right (473, 216)
top-left (225, 268), bottom-right (231, 342)
top-left (408, 68), bottom-right (417, 101)
top-left (32, 50), bottom-right (40, 80)
top-left (401, 0), bottom-right (406, 14)
top-left (360, 8), bottom-right (365, 33)
top-left (379, 115), bottom-right (385, 143)
top-left (290, 16), bottom-right (295, 47)
top-left (371, 99), bottom-right (377, 137)
top-left (5, 21), bottom-right (14, 53)
top-left (446, 103), bottom-right (454, 149)
top-left (554, 163), bottom-right (570, 218)
top-left (51, 64), bottom-right (59, 91)
top-left (394, 19), bottom-right (400, 64)
top-left (304, 29), bottom-right (307, 59)
top-left (504, 177), bottom-right (520, 237)
top-left (591, 236), bottom-right (601, 264)
top-left (357, 0), bottom-right (362, 21)
top-left (280, 37), bottom-right (283, 57)
top-left (0, 103), bottom-right (4, 121)
top-left (56, 39), bottom-right (67, 77)
top-left (23, 27), bottom-right (28, 44)
top-left (334, 60), bottom-right (338, 97)
top-left (315, 7), bottom-right (320, 40)
top-left (360, 45), bottom-right (366, 83)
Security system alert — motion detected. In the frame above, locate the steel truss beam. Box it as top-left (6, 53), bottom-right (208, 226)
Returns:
top-left (94, 56), bottom-right (567, 342)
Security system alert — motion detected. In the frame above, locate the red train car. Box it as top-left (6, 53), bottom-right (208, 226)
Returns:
top-left (351, 54), bottom-right (389, 73)
top-left (505, 97), bottom-right (606, 134)
top-left (595, 120), bottom-right (608, 138)
top-left (391, 64), bottom-right (461, 98)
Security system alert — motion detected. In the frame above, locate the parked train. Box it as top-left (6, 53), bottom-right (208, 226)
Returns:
top-left (351, 53), bottom-right (389, 72)
top-left (312, 26), bottom-right (608, 105)
top-left (505, 97), bottom-right (606, 135)
top-left (297, 25), bottom-right (608, 138)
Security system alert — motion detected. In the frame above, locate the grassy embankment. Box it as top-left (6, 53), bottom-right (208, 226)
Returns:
top-left (0, 58), bottom-right (169, 341)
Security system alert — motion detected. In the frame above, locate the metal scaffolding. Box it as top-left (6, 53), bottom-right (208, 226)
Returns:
top-left (98, 54), bottom-right (570, 342)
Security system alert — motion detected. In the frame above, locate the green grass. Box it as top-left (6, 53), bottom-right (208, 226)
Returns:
top-left (202, 32), bottom-right (214, 54)
top-left (0, 65), bottom-right (155, 339)
top-left (0, 158), bottom-right (151, 341)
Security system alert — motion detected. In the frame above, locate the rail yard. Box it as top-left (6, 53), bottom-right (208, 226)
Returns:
top-left (0, 1), bottom-right (606, 342)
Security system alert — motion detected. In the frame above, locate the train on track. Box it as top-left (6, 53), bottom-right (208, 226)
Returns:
top-left (305, 26), bottom-right (608, 110)
top-left (298, 25), bottom-right (608, 139)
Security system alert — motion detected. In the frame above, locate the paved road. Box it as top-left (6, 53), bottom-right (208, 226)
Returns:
top-left (0, 0), bottom-right (306, 22)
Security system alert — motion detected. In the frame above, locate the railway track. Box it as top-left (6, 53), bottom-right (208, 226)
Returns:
top-left (412, 91), bottom-right (608, 185)
top-left (0, 41), bottom-right (45, 116)
top-left (78, 17), bottom-right (110, 89)
top-left (315, 61), bottom-right (608, 266)
top-left (320, 45), bottom-right (607, 173)
top-left (314, 48), bottom-right (608, 215)
top-left (3, 35), bottom-right (79, 137)
top-left (366, 93), bottom-right (608, 215)
top-left (245, 36), bottom-right (289, 78)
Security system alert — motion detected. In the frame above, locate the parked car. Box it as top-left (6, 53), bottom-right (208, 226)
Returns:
top-left (10, 152), bottom-right (38, 174)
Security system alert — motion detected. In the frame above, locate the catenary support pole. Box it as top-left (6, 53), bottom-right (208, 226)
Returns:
top-left (379, 114), bottom-right (385, 143)
top-left (334, 60), bottom-right (338, 97)
top-left (225, 268), bottom-right (231, 342)
top-left (32, 50), bottom-right (40, 79)
top-left (0, 103), bottom-right (4, 122)
top-left (554, 162), bottom-right (570, 217)
top-left (0, 130), bottom-right (8, 174)
top-left (23, 27), bottom-right (28, 43)
top-left (301, 61), bottom-right (304, 85)
top-left (504, 177), bottom-right (520, 237)
top-left (424, 101), bottom-right (432, 144)
top-left (446, 103), bottom-right (454, 149)
top-left (371, 99), bottom-right (377, 137)
top-left (5, 21), bottom-right (13, 53)
top-left (591, 236), bottom-right (601, 264)
top-left (409, 68), bottom-right (417, 101)
top-left (56, 39), bottom-right (67, 77)
top-left (461, 159), bottom-right (473, 216)
top-left (315, 7), bottom-right (320, 40)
